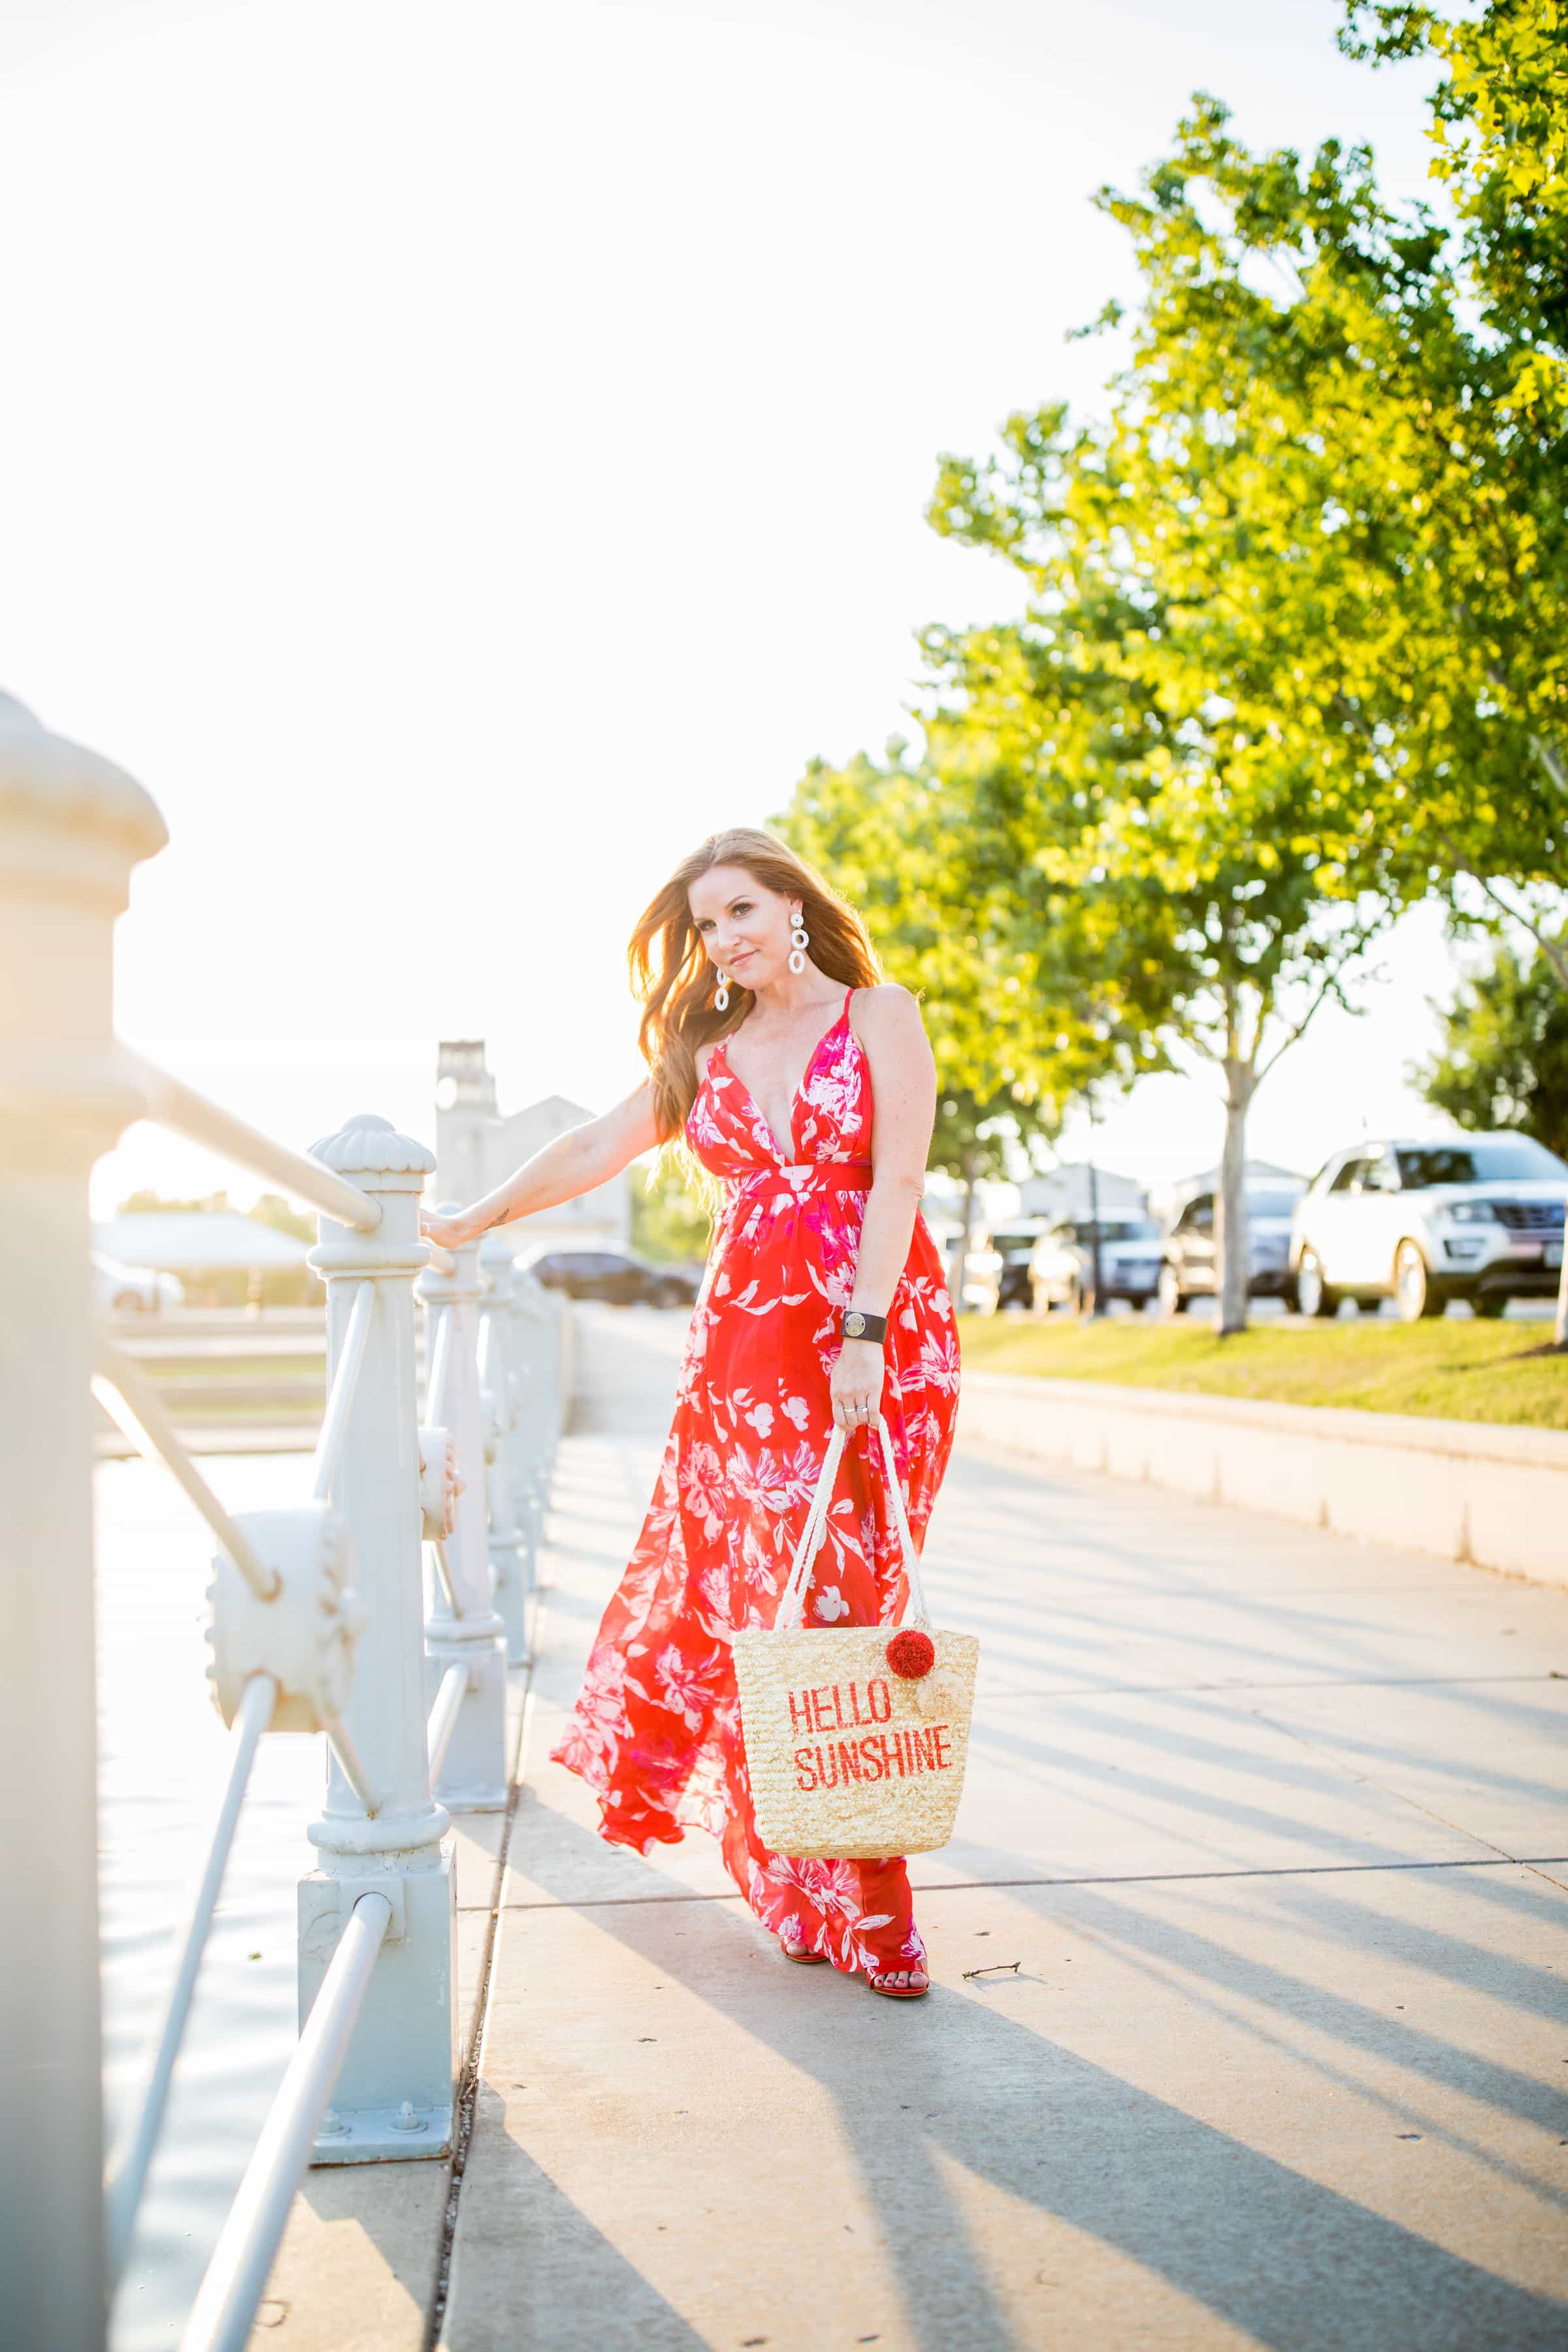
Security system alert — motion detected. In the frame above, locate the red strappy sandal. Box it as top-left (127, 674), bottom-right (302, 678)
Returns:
top-left (867, 1968), bottom-right (929, 2000)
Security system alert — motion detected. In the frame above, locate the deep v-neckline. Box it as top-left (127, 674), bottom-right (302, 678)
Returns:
top-left (713, 993), bottom-right (853, 1162)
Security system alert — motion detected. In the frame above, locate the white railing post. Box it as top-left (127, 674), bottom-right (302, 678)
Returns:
top-left (417, 1211), bottom-right (508, 1807)
top-left (0, 692), bottom-right (167, 2351)
top-left (299, 1116), bottom-right (457, 2164)
top-left (478, 1230), bottom-right (533, 1661)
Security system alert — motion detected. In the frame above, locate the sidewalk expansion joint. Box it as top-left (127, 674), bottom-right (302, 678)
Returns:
top-left (422, 1603), bottom-right (543, 2352)
top-left (983, 1671), bottom-right (1568, 1699)
top-left (500, 1852), bottom-right (1568, 1911)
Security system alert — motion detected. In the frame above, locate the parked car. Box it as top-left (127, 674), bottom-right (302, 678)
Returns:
top-left (1290, 1134), bottom-right (1568, 1320)
top-left (91, 1254), bottom-right (186, 1314)
top-left (949, 1231), bottom-right (1005, 1316)
top-left (1030, 1213), bottom-right (1165, 1313)
top-left (522, 1248), bottom-right (701, 1308)
top-left (1158, 1187), bottom-right (1303, 1315)
top-left (984, 1221), bottom-right (1049, 1311)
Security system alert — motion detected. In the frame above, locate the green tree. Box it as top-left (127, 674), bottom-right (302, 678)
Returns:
top-left (911, 561), bottom-right (1390, 1333)
top-left (1419, 932), bottom-right (1568, 1158)
top-left (1060, 85), bottom-right (1568, 1326)
top-left (116, 1187), bottom-right (233, 1215)
top-left (630, 1154), bottom-right (713, 1265)
top-left (1341, 1), bottom-right (1568, 412)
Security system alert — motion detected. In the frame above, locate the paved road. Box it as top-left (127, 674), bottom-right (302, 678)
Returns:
top-left (432, 1308), bottom-right (1568, 2351)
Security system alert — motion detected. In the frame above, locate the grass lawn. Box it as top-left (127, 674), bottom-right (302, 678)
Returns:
top-left (118, 1355), bottom-right (325, 1429)
top-left (956, 1311), bottom-right (1568, 1429)
top-left (142, 1354), bottom-right (325, 1386)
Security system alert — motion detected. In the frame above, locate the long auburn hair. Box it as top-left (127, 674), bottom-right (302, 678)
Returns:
top-left (631, 826), bottom-right (884, 1145)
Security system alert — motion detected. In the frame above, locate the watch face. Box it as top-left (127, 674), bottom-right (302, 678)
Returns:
top-left (845, 1311), bottom-right (866, 1338)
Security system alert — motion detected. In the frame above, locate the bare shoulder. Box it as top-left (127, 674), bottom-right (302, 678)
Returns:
top-left (847, 982), bottom-right (927, 1047)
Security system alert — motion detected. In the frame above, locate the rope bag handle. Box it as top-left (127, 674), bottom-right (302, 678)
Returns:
top-left (774, 1413), bottom-right (930, 1634)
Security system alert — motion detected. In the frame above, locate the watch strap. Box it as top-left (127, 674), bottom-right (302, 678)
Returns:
top-left (840, 1307), bottom-right (888, 1345)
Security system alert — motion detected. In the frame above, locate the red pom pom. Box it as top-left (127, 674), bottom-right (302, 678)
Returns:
top-left (887, 1628), bottom-right (936, 1680)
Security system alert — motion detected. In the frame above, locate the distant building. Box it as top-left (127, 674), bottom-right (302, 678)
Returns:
top-left (920, 1175), bottom-right (1021, 1243)
top-left (1149, 1158), bottom-right (1305, 1227)
top-left (434, 1041), bottom-right (629, 1252)
top-left (93, 1211), bottom-right (310, 1273)
top-left (1017, 1164), bottom-right (1149, 1224)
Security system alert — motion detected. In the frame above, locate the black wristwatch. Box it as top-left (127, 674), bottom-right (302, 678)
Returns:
top-left (840, 1308), bottom-right (887, 1346)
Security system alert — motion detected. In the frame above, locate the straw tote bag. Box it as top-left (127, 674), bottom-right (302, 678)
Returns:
top-left (730, 1415), bottom-right (978, 1861)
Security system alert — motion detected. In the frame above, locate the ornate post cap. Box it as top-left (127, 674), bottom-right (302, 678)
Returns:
top-left (310, 1113), bottom-right (436, 1191)
top-left (1, 692), bottom-right (169, 1150)
top-left (308, 1115), bottom-right (435, 1275)
top-left (0, 690), bottom-right (168, 895)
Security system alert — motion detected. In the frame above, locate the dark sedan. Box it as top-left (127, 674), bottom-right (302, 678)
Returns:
top-left (1158, 1187), bottom-right (1302, 1315)
top-left (523, 1249), bottom-right (702, 1308)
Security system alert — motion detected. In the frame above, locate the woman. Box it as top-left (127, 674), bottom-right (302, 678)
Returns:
top-left (421, 828), bottom-right (960, 1998)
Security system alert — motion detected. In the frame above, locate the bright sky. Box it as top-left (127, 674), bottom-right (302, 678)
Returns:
top-left (0, 0), bottom-right (1464, 1214)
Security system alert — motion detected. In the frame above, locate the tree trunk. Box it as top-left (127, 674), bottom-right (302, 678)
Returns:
top-left (1085, 1150), bottom-right (1105, 1316)
top-left (1216, 1064), bottom-right (1255, 1338)
top-left (1504, 936), bottom-right (1568, 1347)
top-left (951, 1146), bottom-right (981, 1301)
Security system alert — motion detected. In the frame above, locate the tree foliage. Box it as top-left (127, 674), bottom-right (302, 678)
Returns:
top-left (776, 749), bottom-right (1166, 1224)
top-left (922, 133), bottom-right (1413, 1328)
top-left (630, 1153), bottom-right (713, 1264)
top-left (1062, 95), bottom-right (1568, 939)
top-left (1341, 1), bottom-right (1568, 410)
top-left (1418, 931), bottom-right (1568, 1157)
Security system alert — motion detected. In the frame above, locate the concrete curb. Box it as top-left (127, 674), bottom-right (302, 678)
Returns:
top-left (958, 1370), bottom-right (1568, 1589)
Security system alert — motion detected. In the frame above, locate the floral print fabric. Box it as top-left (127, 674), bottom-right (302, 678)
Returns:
top-left (551, 991), bottom-right (960, 1978)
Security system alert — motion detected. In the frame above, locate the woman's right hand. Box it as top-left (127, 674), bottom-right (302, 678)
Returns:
top-left (421, 1207), bottom-right (478, 1253)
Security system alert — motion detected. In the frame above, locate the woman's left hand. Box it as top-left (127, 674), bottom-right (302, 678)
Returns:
top-left (421, 1206), bottom-right (476, 1253)
top-left (830, 1337), bottom-right (885, 1433)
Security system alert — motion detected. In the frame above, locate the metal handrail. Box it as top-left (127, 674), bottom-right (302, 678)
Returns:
top-left (425, 1663), bottom-right (469, 1778)
top-left (317, 1708), bottom-right (383, 1820)
top-left (3, 691), bottom-right (566, 2352)
top-left (425, 1301), bottom-right (453, 1426)
top-left (178, 1894), bottom-right (395, 2352)
top-left (430, 1536), bottom-right (460, 1612)
top-left (122, 1048), bottom-right (382, 1233)
top-left (310, 1279), bottom-right (376, 1502)
top-left (105, 1672), bottom-right (279, 2281)
top-left (92, 1346), bottom-right (280, 1601)
top-left (96, 1107), bottom-right (564, 2328)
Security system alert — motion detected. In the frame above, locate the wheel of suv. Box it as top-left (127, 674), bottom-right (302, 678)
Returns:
top-left (1473, 1293), bottom-right (1507, 1319)
top-left (1157, 1264), bottom-right (1187, 1317)
top-left (1295, 1249), bottom-right (1339, 1319)
top-left (1394, 1239), bottom-right (1444, 1321)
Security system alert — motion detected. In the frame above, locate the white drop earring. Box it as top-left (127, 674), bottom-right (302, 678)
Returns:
top-left (789, 913), bottom-right (809, 975)
top-left (713, 970), bottom-right (730, 1012)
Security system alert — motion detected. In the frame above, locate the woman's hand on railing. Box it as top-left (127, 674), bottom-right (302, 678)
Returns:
top-left (420, 1206), bottom-right (478, 1252)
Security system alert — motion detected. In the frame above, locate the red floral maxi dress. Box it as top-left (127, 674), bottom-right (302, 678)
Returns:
top-left (551, 988), bottom-right (962, 1978)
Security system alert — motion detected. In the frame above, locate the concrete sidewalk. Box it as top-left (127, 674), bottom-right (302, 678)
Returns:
top-left (431, 1313), bottom-right (1568, 2350)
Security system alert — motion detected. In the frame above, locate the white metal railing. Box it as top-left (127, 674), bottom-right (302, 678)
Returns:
top-left (0, 692), bottom-right (568, 2352)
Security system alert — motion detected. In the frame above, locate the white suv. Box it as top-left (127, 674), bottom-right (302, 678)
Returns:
top-left (1291, 1135), bottom-right (1568, 1320)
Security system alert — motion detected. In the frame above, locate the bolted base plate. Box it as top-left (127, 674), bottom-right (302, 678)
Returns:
top-left (311, 2099), bottom-right (453, 2166)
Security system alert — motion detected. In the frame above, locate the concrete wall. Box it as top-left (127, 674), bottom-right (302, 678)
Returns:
top-left (958, 1370), bottom-right (1568, 1590)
